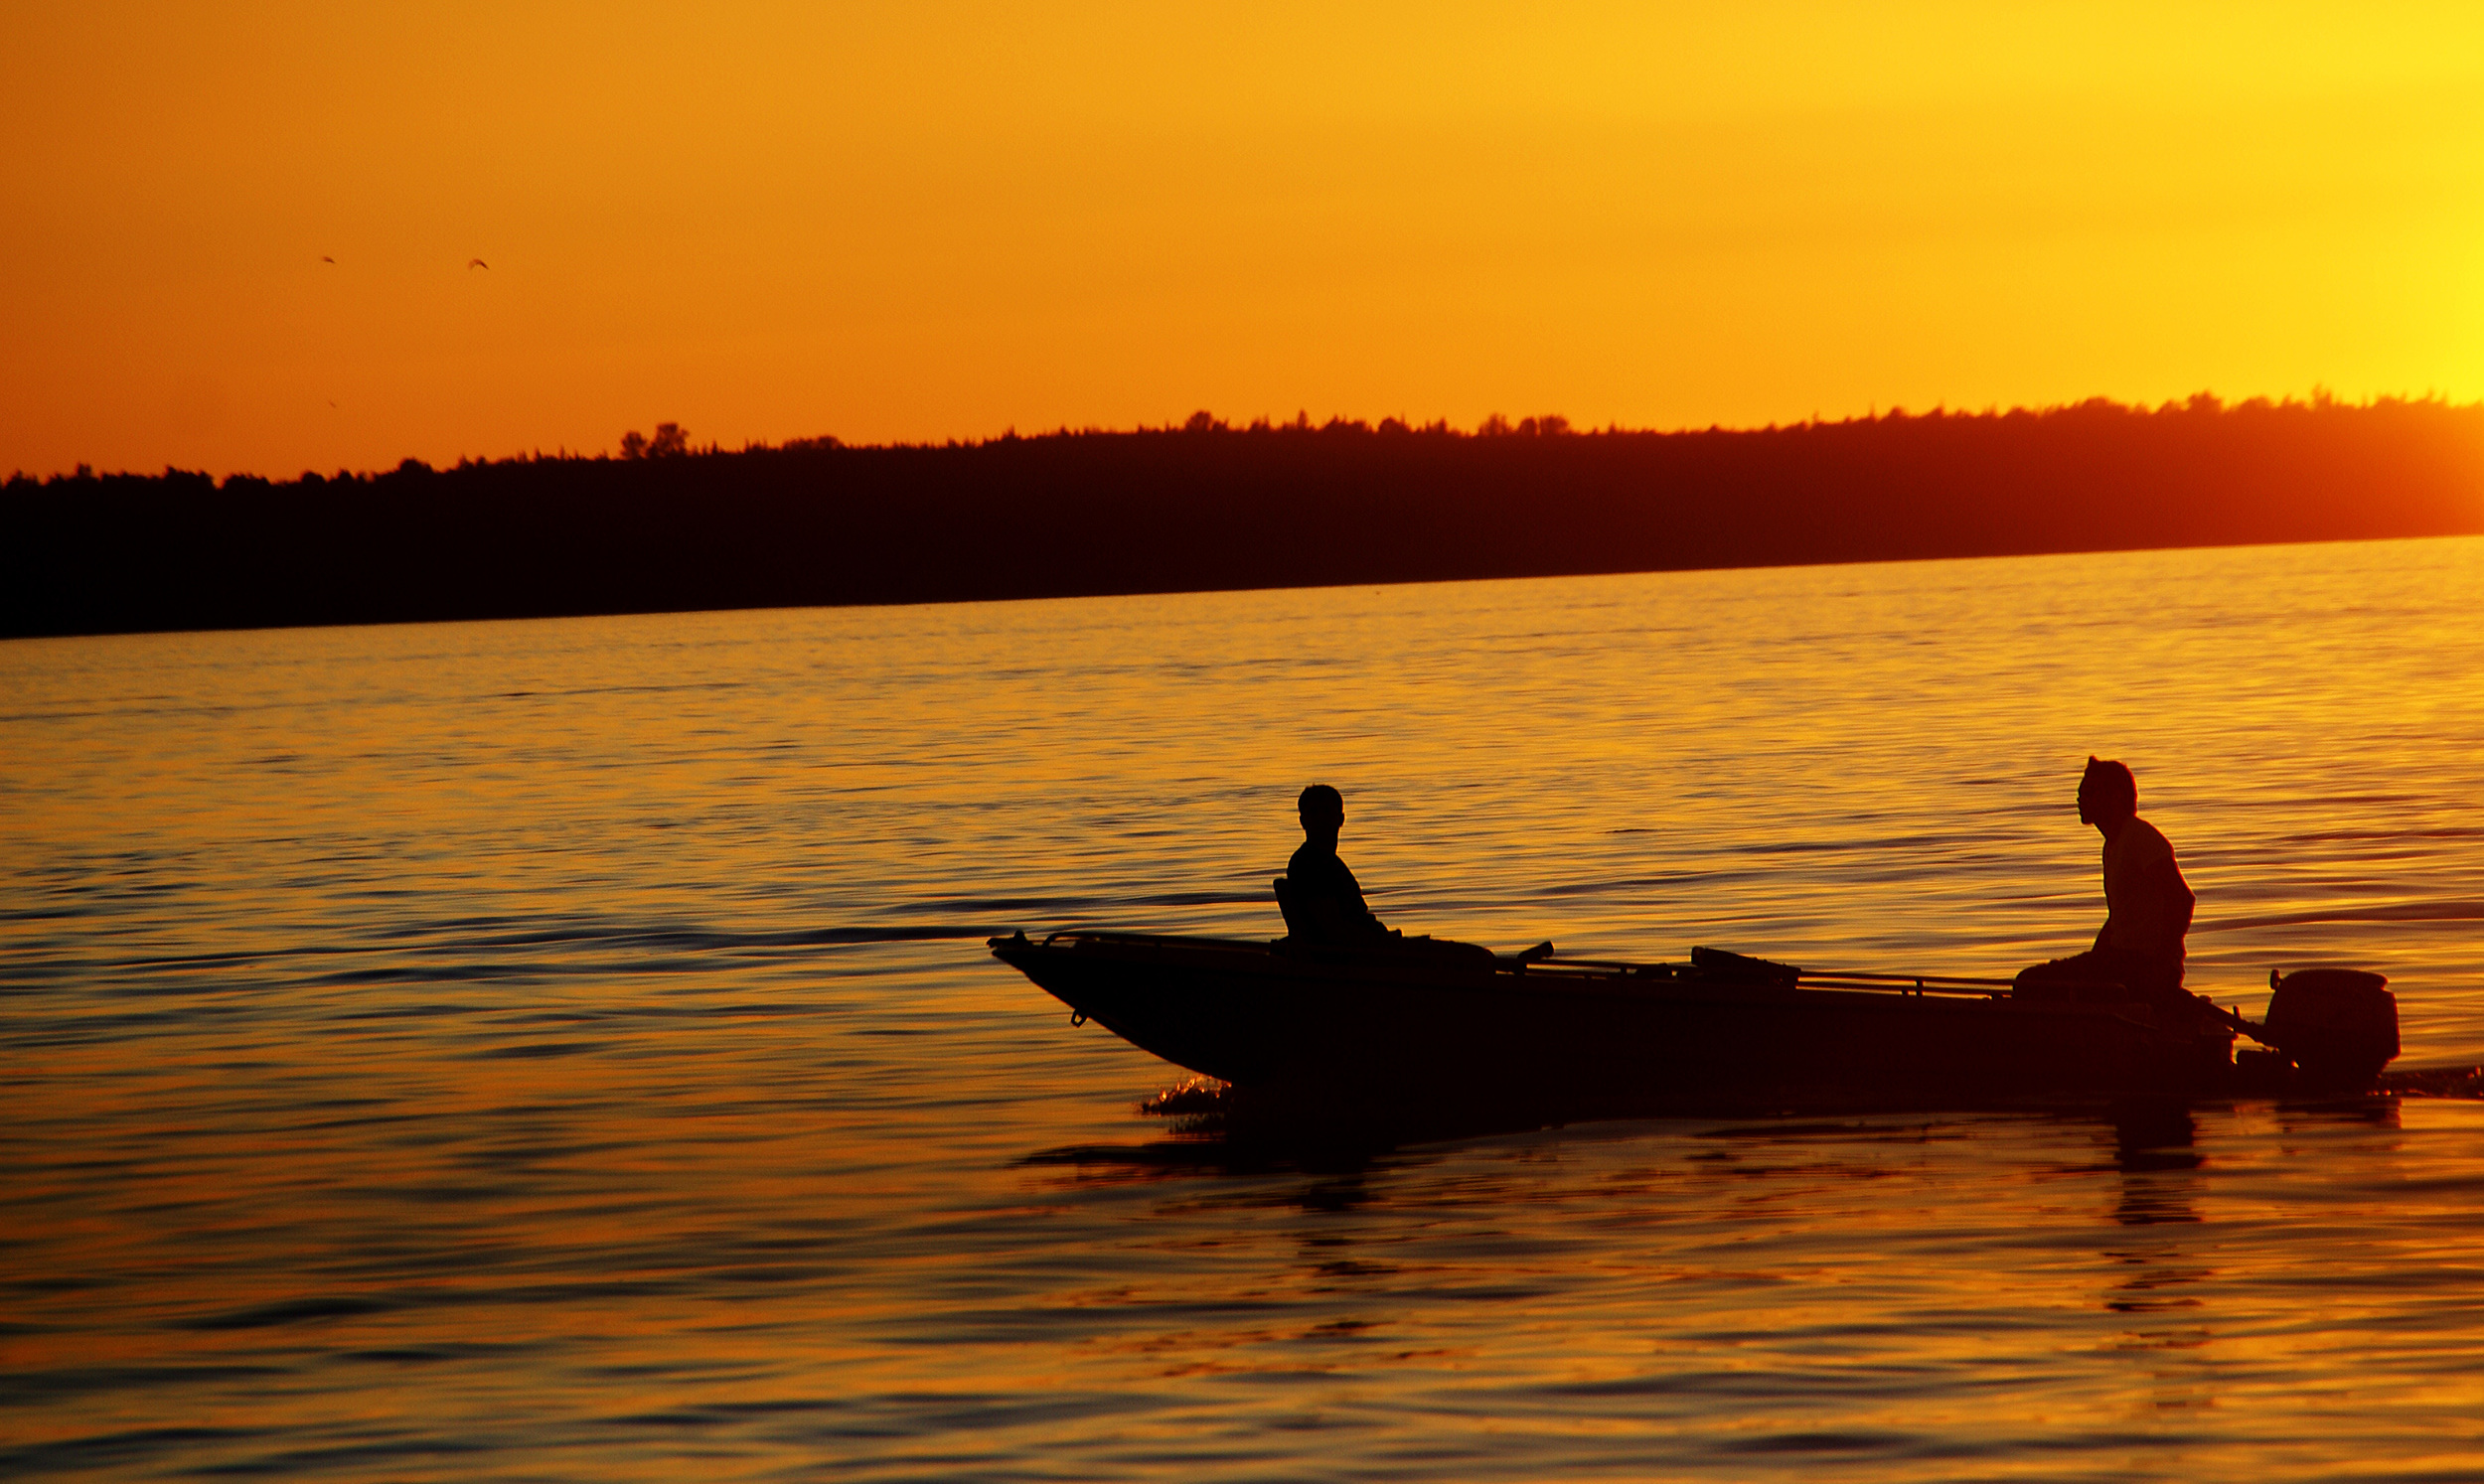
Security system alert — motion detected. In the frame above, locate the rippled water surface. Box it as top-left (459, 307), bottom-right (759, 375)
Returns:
top-left (5, 537), bottom-right (2483, 1479)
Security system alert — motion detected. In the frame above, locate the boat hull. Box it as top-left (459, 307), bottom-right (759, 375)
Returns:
top-left (992, 932), bottom-right (2239, 1119)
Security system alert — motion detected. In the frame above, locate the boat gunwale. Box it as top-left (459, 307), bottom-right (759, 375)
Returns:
top-left (990, 929), bottom-right (2208, 1039)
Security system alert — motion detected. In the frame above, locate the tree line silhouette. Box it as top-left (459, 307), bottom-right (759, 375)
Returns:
top-left (6, 395), bottom-right (2481, 638)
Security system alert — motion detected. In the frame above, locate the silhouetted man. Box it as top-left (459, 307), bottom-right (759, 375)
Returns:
top-left (2016, 757), bottom-right (2196, 1005)
top-left (1280, 784), bottom-right (1391, 944)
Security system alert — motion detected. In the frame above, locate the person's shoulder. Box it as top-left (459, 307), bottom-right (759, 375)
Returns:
top-left (2126, 816), bottom-right (2175, 861)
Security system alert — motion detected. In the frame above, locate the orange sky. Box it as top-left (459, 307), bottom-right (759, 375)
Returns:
top-left (5, 1), bottom-right (2482, 478)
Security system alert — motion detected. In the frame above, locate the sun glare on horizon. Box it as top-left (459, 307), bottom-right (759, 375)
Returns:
top-left (3, 1), bottom-right (2482, 477)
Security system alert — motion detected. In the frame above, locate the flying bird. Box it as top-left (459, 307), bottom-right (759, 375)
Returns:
top-left (467, 258), bottom-right (489, 269)
top-left (320, 255), bottom-right (335, 264)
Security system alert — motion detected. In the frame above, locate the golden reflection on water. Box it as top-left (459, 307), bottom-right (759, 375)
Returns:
top-left (4, 536), bottom-right (2483, 1478)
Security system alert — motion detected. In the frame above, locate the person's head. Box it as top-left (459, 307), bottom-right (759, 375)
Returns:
top-left (1297, 784), bottom-right (1344, 840)
top-left (2077, 756), bottom-right (2137, 827)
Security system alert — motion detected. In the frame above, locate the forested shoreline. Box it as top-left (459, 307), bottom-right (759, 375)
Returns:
top-left (8, 396), bottom-right (2482, 639)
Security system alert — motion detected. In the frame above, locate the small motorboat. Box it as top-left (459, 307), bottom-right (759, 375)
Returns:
top-left (989, 927), bottom-right (2400, 1121)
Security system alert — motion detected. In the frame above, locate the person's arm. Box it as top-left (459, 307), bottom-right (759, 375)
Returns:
top-left (2129, 856), bottom-right (2195, 955)
top-left (1333, 859), bottom-right (1388, 935)
top-left (1288, 850), bottom-right (1384, 940)
top-left (2102, 859), bottom-right (2191, 959)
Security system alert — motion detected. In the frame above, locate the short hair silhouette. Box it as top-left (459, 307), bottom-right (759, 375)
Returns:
top-left (1298, 784), bottom-right (1343, 819)
top-left (2083, 756), bottom-right (2137, 816)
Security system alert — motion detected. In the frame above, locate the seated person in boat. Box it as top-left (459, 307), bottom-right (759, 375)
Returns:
top-left (1277, 784), bottom-right (1393, 945)
top-left (2016, 757), bottom-right (2196, 1005)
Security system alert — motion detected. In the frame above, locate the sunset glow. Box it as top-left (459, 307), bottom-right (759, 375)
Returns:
top-left (6, 2), bottom-right (2482, 477)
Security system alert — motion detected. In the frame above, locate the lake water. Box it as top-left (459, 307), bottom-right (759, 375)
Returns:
top-left (4, 536), bottom-right (2482, 1480)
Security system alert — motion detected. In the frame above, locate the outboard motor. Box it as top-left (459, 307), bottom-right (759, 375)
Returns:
top-left (2265, 968), bottom-right (2399, 1088)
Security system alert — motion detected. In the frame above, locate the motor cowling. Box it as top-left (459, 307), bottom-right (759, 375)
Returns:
top-left (2265, 968), bottom-right (2399, 1088)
